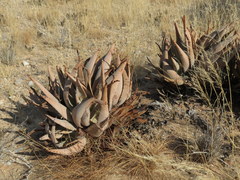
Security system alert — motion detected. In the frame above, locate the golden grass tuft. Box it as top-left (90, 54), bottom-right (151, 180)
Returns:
top-left (31, 129), bottom-right (171, 180)
top-left (31, 123), bottom-right (239, 179)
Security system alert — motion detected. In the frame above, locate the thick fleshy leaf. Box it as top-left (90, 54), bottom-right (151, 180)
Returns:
top-left (116, 54), bottom-right (121, 66)
top-left (72, 97), bottom-right (97, 127)
top-left (197, 34), bottom-right (210, 47)
top-left (174, 22), bottom-right (186, 51)
top-left (56, 66), bottom-right (66, 89)
top-left (168, 57), bottom-right (180, 72)
top-left (77, 63), bottom-right (86, 85)
top-left (76, 78), bottom-right (91, 98)
top-left (65, 72), bottom-right (76, 84)
top-left (185, 28), bottom-right (195, 67)
top-left (117, 70), bottom-right (130, 106)
top-left (112, 73), bottom-right (123, 106)
top-left (47, 137), bottom-right (87, 156)
top-left (162, 38), bottom-right (171, 61)
top-left (30, 77), bottom-right (71, 120)
top-left (106, 60), bottom-right (127, 85)
top-left (162, 59), bottom-right (184, 85)
top-left (171, 38), bottom-right (190, 72)
top-left (41, 95), bottom-right (70, 120)
top-left (209, 33), bottom-right (238, 54)
top-left (84, 50), bottom-right (99, 87)
top-left (92, 44), bottom-right (115, 90)
top-left (49, 124), bottom-right (58, 145)
top-left (102, 44), bottom-right (115, 74)
top-left (81, 108), bottom-right (91, 127)
top-left (85, 119), bottom-right (109, 137)
top-left (30, 77), bottom-right (59, 103)
top-left (46, 115), bottom-right (76, 131)
top-left (107, 60), bottom-right (127, 110)
top-left (98, 85), bottom-right (109, 123)
top-left (214, 24), bottom-right (233, 43)
top-left (63, 78), bottom-right (74, 110)
top-left (39, 133), bottom-right (63, 141)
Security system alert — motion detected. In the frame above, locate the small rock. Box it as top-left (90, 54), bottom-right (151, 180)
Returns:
top-left (149, 101), bottom-right (172, 111)
top-left (9, 96), bottom-right (14, 99)
top-left (22, 61), bottom-right (30, 66)
top-left (187, 109), bottom-right (197, 116)
top-left (15, 79), bottom-right (23, 85)
top-left (28, 81), bottom-right (34, 87)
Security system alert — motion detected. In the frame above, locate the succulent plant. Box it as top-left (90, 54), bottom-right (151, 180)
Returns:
top-left (28, 44), bottom-right (134, 155)
top-left (148, 16), bottom-right (240, 86)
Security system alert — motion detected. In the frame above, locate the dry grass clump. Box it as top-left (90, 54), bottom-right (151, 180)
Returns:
top-left (151, 95), bottom-right (240, 179)
top-left (31, 129), bottom-right (174, 180)
top-left (187, 0), bottom-right (240, 29)
top-left (31, 117), bottom-right (239, 180)
top-left (168, 112), bottom-right (227, 163)
top-left (0, 37), bottom-right (15, 65)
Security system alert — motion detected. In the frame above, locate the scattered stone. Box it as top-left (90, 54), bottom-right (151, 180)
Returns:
top-left (28, 81), bottom-right (34, 87)
top-left (22, 61), bottom-right (30, 66)
top-left (187, 109), bottom-right (197, 116)
top-left (14, 79), bottom-right (23, 86)
top-left (150, 101), bottom-right (163, 107)
top-left (25, 44), bottom-right (34, 51)
top-left (129, 118), bottom-right (167, 136)
top-left (149, 101), bottom-right (172, 111)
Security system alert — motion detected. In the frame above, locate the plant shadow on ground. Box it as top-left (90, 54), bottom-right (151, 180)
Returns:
top-left (0, 97), bottom-right (43, 131)
top-left (133, 58), bottom-right (240, 175)
top-left (133, 64), bottom-right (201, 106)
top-left (133, 64), bottom-right (162, 100)
top-left (0, 96), bottom-right (49, 157)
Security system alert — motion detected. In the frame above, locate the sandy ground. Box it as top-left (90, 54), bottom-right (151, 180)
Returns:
top-left (0, 0), bottom-right (239, 179)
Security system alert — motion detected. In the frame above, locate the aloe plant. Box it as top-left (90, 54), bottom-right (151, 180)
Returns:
top-left (28, 45), bottom-right (133, 155)
top-left (148, 16), bottom-right (240, 86)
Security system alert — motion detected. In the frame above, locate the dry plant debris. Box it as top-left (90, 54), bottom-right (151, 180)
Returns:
top-left (148, 16), bottom-right (240, 86)
top-left (27, 44), bottom-right (137, 156)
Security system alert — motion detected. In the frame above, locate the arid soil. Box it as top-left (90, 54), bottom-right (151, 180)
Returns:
top-left (1, 63), bottom-right (240, 179)
top-left (0, 0), bottom-right (240, 179)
